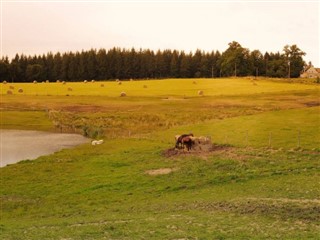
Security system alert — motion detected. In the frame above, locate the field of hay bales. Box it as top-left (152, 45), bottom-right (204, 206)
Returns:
top-left (1, 78), bottom-right (318, 97)
top-left (1, 78), bottom-right (320, 239)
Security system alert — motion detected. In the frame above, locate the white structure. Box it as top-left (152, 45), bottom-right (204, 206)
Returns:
top-left (300, 66), bottom-right (320, 78)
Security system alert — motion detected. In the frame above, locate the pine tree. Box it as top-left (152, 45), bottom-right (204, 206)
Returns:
top-left (0, 57), bottom-right (10, 81)
top-left (53, 52), bottom-right (62, 81)
top-left (170, 50), bottom-right (180, 78)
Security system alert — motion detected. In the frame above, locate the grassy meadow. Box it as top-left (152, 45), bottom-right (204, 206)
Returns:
top-left (1, 78), bottom-right (320, 239)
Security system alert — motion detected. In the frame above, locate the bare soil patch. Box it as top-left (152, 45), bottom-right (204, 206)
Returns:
top-left (145, 168), bottom-right (178, 176)
top-left (162, 144), bottom-right (233, 158)
top-left (304, 101), bottom-right (320, 107)
top-left (174, 198), bottom-right (320, 222)
top-left (62, 105), bottom-right (105, 112)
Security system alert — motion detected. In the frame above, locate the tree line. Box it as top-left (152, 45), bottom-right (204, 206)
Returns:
top-left (0, 41), bottom-right (306, 82)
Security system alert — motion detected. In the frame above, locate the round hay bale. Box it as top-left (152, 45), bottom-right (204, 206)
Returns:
top-left (18, 88), bottom-right (23, 93)
top-left (130, 78), bottom-right (133, 81)
top-left (198, 90), bottom-right (204, 96)
top-left (84, 80), bottom-right (87, 83)
top-left (42, 81), bottom-right (45, 83)
top-left (118, 81), bottom-right (122, 85)
top-left (46, 80), bottom-right (50, 83)
top-left (120, 92), bottom-right (126, 97)
top-left (62, 81), bottom-right (66, 84)
top-left (191, 136), bottom-right (213, 152)
top-left (9, 85), bottom-right (14, 90)
top-left (33, 80), bottom-right (37, 84)
top-left (67, 87), bottom-right (72, 91)
top-left (143, 85), bottom-right (147, 88)
top-left (116, 79), bottom-right (120, 82)
top-left (91, 79), bottom-right (95, 83)
top-left (56, 80), bottom-right (60, 83)
top-left (3, 80), bottom-right (7, 84)
top-left (100, 84), bottom-right (104, 87)
top-left (7, 90), bottom-right (13, 95)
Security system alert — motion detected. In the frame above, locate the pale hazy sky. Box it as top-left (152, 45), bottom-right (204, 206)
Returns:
top-left (1, 0), bottom-right (319, 65)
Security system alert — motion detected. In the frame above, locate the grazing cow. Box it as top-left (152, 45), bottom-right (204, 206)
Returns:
top-left (175, 133), bottom-right (194, 150)
top-left (181, 136), bottom-right (194, 151)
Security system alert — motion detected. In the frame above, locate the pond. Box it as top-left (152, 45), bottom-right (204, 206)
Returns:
top-left (0, 129), bottom-right (90, 167)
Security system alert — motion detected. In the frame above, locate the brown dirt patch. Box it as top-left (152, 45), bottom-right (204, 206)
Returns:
top-left (162, 144), bottom-right (233, 158)
top-left (173, 198), bottom-right (320, 222)
top-left (304, 101), bottom-right (320, 107)
top-left (62, 105), bottom-right (105, 112)
top-left (145, 168), bottom-right (177, 176)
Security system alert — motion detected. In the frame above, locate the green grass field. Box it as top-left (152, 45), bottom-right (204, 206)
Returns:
top-left (1, 78), bottom-right (320, 239)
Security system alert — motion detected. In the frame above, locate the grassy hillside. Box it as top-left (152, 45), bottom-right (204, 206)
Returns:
top-left (1, 78), bottom-right (319, 239)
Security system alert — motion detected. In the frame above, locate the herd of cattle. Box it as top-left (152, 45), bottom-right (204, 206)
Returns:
top-left (91, 133), bottom-right (211, 151)
top-left (175, 133), bottom-right (212, 151)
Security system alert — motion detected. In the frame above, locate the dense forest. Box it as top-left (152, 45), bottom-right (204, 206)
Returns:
top-left (0, 41), bottom-right (306, 82)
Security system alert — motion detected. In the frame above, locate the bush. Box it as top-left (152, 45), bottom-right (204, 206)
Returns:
top-left (82, 125), bottom-right (104, 138)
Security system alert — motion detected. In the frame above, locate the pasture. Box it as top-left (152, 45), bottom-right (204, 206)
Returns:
top-left (1, 78), bottom-right (320, 239)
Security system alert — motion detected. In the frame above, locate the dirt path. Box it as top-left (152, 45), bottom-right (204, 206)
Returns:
top-left (0, 129), bottom-right (89, 167)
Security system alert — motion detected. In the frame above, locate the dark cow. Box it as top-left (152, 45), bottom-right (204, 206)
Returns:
top-left (175, 133), bottom-right (194, 150)
top-left (181, 136), bottom-right (194, 151)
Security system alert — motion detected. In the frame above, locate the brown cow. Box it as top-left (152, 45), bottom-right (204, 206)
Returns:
top-left (181, 136), bottom-right (194, 151)
top-left (175, 133), bottom-right (194, 149)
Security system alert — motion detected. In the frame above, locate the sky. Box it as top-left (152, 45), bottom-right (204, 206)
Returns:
top-left (1, 0), bottom-right (319, 66)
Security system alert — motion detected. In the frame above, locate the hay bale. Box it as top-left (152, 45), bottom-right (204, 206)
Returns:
top-left (7, 90), bottom-right (13, 95)
top-left (56, 80), bottom-right (60, 83)
top-left (118, 81), bottom-right (122, 85)
top-left (91, 79), bottom-right (95, 83)
top-left (100, 84), bottom-right (104, 87)
top-left (116, 79), bottom-right (120, 82)
top-left (33, 80), bottom-right (37, 84)
top-left (130, 78), bottom-right (133, 81)
top-left (67, 87), bottom-right (72, 91)
top-left (120, 92), bottom-right (126, 97)
top-left (3, 80), bottom-right (7, 84)
top-left (198, 90), bottom-right (204, 96)
top-left (46, 80), bottom-right (50, 83)
top-left (84, 80), bottom-right (87, 83)
top-left (62, 81), bottom-right (66, 84)
top-left (190, 136), bottom-right (212, 151)
top-left (9, 86), bottom-right (14, 90)
top-left (18, 88), bottom-right (23, 93)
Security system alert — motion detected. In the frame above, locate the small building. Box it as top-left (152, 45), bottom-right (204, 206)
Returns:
top-left (300, 66), bottom-right (320, 78)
